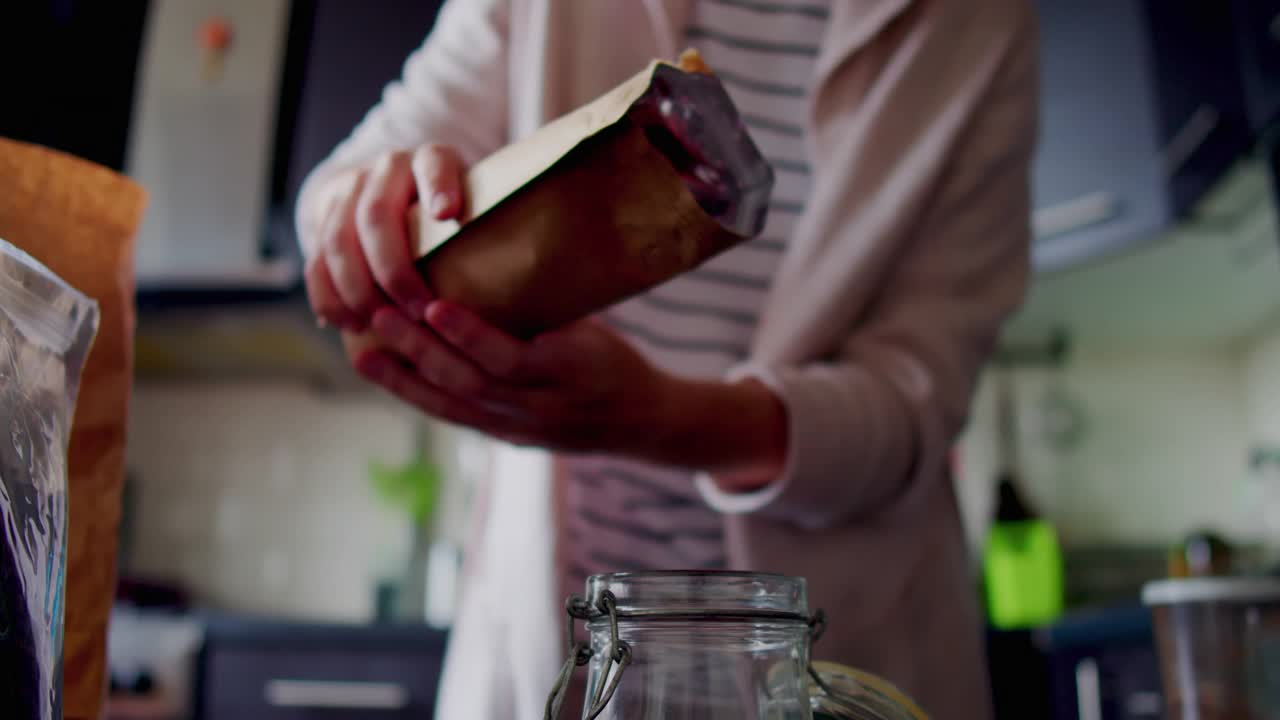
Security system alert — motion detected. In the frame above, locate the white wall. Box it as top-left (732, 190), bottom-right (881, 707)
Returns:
top-left (125, 380), bottom-right (474, 622)
top-left (965, 162), bottom-right (1280, 554)
top-left (1238, 318), bottom-right (1280, 550)
top-left (957, 344), bottom-right (1260, 552)
top-left (1243, 318), bottom-right (1280, 444)
top-left (125, 327), bottom-right (1280, 614)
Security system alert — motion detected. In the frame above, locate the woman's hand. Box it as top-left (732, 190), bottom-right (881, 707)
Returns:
top-left (299, 144), bottom-right (466, 331)
top-left (354, 301), bottom-right (789, 488)
top-left (354, 302), bottom-right (668, 453)
top-left (301, 145), bottom-right (787, 488)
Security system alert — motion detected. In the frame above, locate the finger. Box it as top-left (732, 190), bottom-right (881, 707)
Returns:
top-left (304, 254), bottom-right (363, 331)
top-left (356, 152), bottom-right (434, 317)
top-left (354, 350), bottom-right (513, 432)
top-left (322, 173), bottom-right (383, 317)
top-left (412, 144), bottom-right (465, 220)
top-left (370, 306), bottom-right (498, 400)
top-left (425, 301), bottom-right (534, 381)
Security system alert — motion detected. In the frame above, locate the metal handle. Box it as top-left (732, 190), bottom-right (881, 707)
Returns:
top-left (1124, 691), bottom-right (1162, 717)
top-left (1032, 192), bottom-right (1121, 240)
top-left (264, 679), bottom-right (410, 710)
top-left (544, 591), bottom-right (633, 720)
top-left (1075, 658), bottom-right (1102, 720)
top-left (1163, 104), bottom-right (1220, 178)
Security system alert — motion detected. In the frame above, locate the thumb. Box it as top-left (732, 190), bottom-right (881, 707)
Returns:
top-left (412, 144), bottom-right (466, 221)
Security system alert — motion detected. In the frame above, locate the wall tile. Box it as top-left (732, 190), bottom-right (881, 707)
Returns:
top-left (125, 380), bottom-right (427, 620)
top-left (958, 343), bottom-right (1258, 551)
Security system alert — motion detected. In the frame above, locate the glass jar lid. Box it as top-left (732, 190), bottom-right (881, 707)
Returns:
top-left (583, 570), bottom-right (810, 625)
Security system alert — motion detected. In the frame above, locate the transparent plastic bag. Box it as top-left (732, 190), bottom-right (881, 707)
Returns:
top-left (0, 238), bottom-right (99, 720)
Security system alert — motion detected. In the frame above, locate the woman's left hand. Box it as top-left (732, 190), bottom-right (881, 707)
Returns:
top-left (355, 301), bottom-right (789, 488)
top-left (354, 301), bottom-right (673, 454)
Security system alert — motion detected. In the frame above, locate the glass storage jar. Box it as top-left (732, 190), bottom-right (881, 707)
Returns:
top-left (544, 571), bottom-right (927, 720)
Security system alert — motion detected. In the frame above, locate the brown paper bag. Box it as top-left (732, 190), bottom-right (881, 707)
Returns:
top-left (0, 137), bottom-right (146, 720)
top-left (347, 51), bottom-right (771, 354)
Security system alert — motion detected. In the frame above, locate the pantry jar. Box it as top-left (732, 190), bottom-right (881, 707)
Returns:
top-left (1143, 577), bottom-right (1280, 719)
top-left (543, 571), bottom-right (927, 720)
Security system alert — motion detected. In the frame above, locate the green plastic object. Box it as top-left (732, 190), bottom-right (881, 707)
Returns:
top-left (368, 455), bottom-right (441, 526)
top-left (983, 518), bottom-right (1065, 629)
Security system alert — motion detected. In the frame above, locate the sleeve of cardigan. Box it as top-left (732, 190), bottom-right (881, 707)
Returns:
top-left (696, 1), bottom-right (1038, 529)
top-left (294, 0), bottom-right (509, 249)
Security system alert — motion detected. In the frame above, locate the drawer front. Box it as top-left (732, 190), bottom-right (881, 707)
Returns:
top-left (202, 647), bottom-right (443, 720)
top-left (1049, 644), bottom-right (1162, 720)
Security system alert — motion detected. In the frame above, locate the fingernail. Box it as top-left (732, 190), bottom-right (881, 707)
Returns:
top-left (427, 302), bottom-right (456, 334)
top-left (429, 192), bottom-right (451, 218)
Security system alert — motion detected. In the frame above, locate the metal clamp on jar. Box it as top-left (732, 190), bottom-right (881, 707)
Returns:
top-left (542, 571), bottom-right (928, 720)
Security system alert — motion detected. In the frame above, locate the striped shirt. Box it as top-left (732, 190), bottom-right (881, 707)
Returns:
top-left (562, 0), bottom-right (829, 592)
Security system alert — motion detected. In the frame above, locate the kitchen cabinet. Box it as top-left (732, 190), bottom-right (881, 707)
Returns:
top-left (1006, 159), bottom-right (1279, 349)
top-left (127, 0), bottom-right (299, 291)
top-left (0, 1), bottom-right (149, 172)
top-left (0, 0), bottom-right (298, 291)
top-left (1033, 0), bottom-right (1252, 274)
top-left (280, 0), bottom-right (446, 212)
top-left (194, 617), bottom-right (448, 720)
top-left (1040, 607), bottom-right (1163, 720)
top-left (1049, 646), bottom-right (1163, 720)
top-left (2, 1), bottom-right (444, 294)
top-left (988, 607), bottom-right (1163, 720)
top-left (987, 628), bottom-right (1052, 719)
top-left (1231, 0), bottom-right (1280, 134)
top-left (263, 0), bottom-right (446, 292)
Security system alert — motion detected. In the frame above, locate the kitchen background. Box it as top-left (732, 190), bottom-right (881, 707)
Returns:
top-left (4, 0), bottom-right (1280, 718)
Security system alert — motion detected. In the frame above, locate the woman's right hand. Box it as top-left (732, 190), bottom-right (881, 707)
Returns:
top-left (301, 144), bottom-right (466, 331)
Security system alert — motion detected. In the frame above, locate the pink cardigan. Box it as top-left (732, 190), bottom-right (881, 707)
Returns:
top-left (298, 1), bottom-right (1037, 716)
